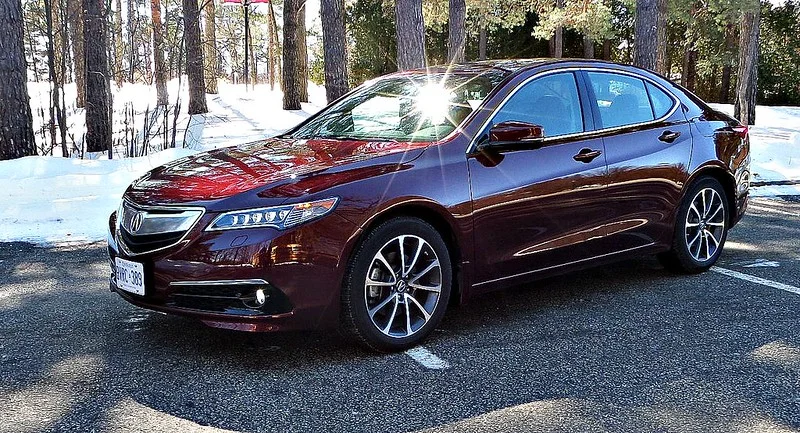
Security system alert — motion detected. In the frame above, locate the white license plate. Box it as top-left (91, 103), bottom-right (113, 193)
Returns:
top-left (115, 257), bottom-right (145, 296)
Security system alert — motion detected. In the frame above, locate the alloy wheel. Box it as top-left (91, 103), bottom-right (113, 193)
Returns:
top-left (364, 235), bottom-right (442, 338)
top-left (685, 187), bottom-right (726, 262)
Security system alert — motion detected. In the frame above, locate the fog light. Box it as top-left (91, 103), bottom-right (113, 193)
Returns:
top-left (255, 289), bottom-right (266, 306)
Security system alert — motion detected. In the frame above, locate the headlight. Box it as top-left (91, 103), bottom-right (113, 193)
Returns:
top-left (206, 197), bottom-right (339, 231)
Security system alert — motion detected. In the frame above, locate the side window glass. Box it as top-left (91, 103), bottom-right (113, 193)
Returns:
top-left (491, 72), bottom-right (584, 137)
top-left (587, 72), bottom-right (655, 128)
top-left (646, 82), bottom-right (675, 119)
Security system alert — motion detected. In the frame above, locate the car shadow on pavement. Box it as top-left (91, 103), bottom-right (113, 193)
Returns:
top-left (2, 222), bottom-right (800, 432)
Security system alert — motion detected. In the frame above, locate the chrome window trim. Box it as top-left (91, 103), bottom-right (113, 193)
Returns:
top-left (169, 279), bottom-right (269, 287)
top-left (467, 66), bottom-right (682, 154)
top-left (116, 199), bottom-right (206, 257)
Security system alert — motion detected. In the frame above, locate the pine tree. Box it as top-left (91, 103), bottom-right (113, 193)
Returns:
top-left (395, 0), bottom-right (426, 70)
top-left (283, 0), bottom-right (301, 109)
top-left (183, 0), bottom-right (207, 114)
top-left (298, 0), bottom-right (309, 102)
top-left (447, 0), bottom-right (465, 63)
top-left (0, 0), bottom-right (37, 160)
top-left (66, 0), bottom-right (85, 107)
top-left (321, 0), bottom-right (348, 102)
top-left (83, 0), bottom-right (112, 154)
top-left (633, 0), bottom-right (666, 71)
top-left (203, 0), bottom-right (218, 94)
top-left (734, 2), bottom-right (759, 125)
top-left (151, 0), bottom-right (168, 105)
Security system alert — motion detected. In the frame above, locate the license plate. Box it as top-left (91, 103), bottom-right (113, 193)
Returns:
top-left (115, 257), bottom-right (145, 296)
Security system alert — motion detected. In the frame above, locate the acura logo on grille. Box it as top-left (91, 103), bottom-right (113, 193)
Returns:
top-left (130, 212), bottom-right (145, 233)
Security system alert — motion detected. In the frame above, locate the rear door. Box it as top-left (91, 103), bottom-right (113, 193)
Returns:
top-left (581, 70), bottom-right (693, 252)
top-left (468, 71), bottom-right (609, 288)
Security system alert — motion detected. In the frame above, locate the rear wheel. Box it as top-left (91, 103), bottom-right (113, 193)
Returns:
top-left (659, 177), bottom-right (729, 273)
top-left (341, 217), bottom-right (452, 352)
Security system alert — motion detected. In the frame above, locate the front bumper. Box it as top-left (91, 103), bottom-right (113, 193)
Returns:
top-left (107, 209), bottom-right (358, 332)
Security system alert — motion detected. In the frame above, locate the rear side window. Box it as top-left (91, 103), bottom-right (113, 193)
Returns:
top-left (491, 72), bottom-right (584, 137)
top-left (586, 72), bottom-right (654, 128)
top-left (646, 82), bottom-right (675, 118)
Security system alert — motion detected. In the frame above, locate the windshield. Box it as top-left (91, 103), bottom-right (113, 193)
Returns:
top-left (289, 72), bottom-right (508, 142)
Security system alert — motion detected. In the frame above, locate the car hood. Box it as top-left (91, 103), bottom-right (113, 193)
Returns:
top-left (125, 137), bottom-right (429, 206)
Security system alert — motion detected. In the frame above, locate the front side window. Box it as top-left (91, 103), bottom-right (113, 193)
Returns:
top-left (290, 72), bottom-right (507, 142)
top-left (587, 72), bottom-right (655, 128)
top-left (490, 72), bottom-right (584, 137)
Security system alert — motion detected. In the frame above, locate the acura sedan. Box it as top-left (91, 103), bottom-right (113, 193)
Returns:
top-left (108, 59), bottom-right (750, 351)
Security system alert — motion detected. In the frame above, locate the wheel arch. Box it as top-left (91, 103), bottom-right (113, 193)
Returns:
top-left (685, 163), bottom-right (738, 227)
top-left (351, 200), bottom-right (466, 306)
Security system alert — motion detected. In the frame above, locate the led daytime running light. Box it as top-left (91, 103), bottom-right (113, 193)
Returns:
top-left (206, 197), bottom-right (339, 231)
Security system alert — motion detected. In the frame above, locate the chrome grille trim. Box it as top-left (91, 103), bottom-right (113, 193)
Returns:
top-left (116, 199), bottom-right (206, 257)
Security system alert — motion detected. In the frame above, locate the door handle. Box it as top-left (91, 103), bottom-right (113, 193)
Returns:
top-left (659, 130), bottom-right (681, 143)
top-left (573, 148), bottom-right (602, 163)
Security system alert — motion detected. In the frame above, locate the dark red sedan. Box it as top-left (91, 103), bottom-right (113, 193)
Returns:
top-left (108, 59), bottom-right (750, 351)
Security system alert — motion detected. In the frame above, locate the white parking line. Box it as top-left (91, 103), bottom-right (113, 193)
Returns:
top-left (748, 204), bottom-right (798, 217)
top-left (405, 346), bottom-right (450, 370)
top-left (712, 266), bottom-right (800, 295)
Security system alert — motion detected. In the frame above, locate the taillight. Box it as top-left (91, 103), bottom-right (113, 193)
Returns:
top-left (732, 125), bottom-right (749, 138)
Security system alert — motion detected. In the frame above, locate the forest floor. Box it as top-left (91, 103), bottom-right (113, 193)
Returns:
top-left (0, 85), bottom-right (797, 245)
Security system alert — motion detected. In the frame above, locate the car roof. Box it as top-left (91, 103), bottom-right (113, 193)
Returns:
top-left (396, 58), bottom-right (633, 77)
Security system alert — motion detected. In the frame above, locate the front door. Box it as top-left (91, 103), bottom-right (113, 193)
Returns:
top-left (468, 71), bottom-right (608, 289)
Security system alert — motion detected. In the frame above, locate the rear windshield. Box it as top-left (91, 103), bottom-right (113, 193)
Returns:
top-left (289, 72), bottom-right (508, 142)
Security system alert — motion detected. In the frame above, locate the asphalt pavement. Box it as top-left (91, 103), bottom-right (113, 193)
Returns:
top-left (1, 197), bottom-right (800, 433)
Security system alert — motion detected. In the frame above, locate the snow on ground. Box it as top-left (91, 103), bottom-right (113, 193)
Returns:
top-left (709, 104), bottom-right (800, 196)
top-left (0, 81), bottom-right (325, 245)
top-left (0, 92), bottom-right (797, 246)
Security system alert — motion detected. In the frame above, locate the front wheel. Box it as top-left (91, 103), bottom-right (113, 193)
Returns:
top-left (341, 217), bottom-right (452, 352)
top-left (659, 177), bottom-right (729, 273)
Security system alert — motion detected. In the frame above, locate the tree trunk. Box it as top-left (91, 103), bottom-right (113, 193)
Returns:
top-left (395, 0), bottom-right (426, 70)
top-left (67, 0), bottom-right (85, 107)
top-left (583, 35), bottom-right (594, 58)
top-left (126, 0), bottom-right (137, 82)
top-left (681, 47), bottom-right (697, 91)
top-left (298, 0), bottom-right (309, 101)
top-left (249, 17), bottom-right (257, 85)
top-left (113, 0), bottom-right (124, 85)
top-left (45, 0), bottom-right (68, 156)
top-left (655, 0), bottom-right (667, 74)
top-left (634, 0), bottom-right (660, 71)
top-left (602, 39), bottom-right (612, 60)
top-left (734, 4), bottom-right (760, 125)
top-left (283, 0), bottom-right (301, 109)
top-left (84, 0), bottom-right (112, 154)
top-left (183, 0), bottom-right (207, 114)
top-left (320, 0), bottom-right (348, 102)
top-left (0, 0), bottom-right (37, 160)
top-left (551, 0), bottom-right (564, 58)
top-left (478, 13), bottom-right (487, 60)
top-left (203, 0), bottom-right (218, 94)
top-left (268, 0), bottom-right (281, 90)
top-left (267, 0), bottom-right (275, 90)
top-left (151, 0), bottom-right (168, 105)
top-left (447, 0), bottom-right (465, 63)
top-left (719, 22), bottom-right (736, 103)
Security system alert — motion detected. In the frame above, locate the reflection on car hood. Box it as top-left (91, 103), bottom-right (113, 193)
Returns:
top-left (125, 137), bottom-right (429, 205)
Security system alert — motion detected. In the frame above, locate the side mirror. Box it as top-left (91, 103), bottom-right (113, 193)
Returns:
top-left (477, 121), bottom-right (545, 153)
top-left (490, 121), bottom-right (544, 142)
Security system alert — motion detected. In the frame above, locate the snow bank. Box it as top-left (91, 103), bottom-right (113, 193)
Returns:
top-left (709, 104), bottom-right (800, 184)
top-left (0, 149), bottom-right (197, 245)
top-left (1, 81), bottom-right (325, 245)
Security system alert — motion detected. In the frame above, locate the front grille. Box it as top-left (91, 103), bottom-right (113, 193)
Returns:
top-left (117, 200), bottom-right (203, 255)
top-left (120, 229), bottom-right (184, 254)
top-left (166, 282), bottom-right (293, 316)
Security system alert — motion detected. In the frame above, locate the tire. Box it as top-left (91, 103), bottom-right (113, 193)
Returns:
top-left (658, 176), bottom-right (729, 273)
top-left (341, 217), bottom-right (452, 352)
